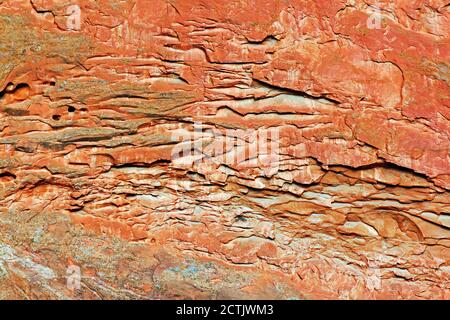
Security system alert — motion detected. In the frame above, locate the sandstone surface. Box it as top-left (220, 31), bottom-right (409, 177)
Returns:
top-left (0, 0), bottom-right (449, 299)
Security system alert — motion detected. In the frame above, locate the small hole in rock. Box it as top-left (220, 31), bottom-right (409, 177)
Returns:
top-left (52, 114), bottom-right (61, 121)
top-left (67, 106), bottom-right (76, 113)
top-left (235, 215), bottom-right (247, 222)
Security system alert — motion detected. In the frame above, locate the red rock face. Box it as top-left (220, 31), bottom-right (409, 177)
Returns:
top-left (0, 0), bottom-right (449, 299)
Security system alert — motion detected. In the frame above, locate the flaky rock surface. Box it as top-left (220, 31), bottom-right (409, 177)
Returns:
top-left (0, 0), bottom-right (449, 299)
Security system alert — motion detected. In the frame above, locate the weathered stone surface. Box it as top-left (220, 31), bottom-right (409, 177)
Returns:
top-left (0, 0), bottom-right (449, 299)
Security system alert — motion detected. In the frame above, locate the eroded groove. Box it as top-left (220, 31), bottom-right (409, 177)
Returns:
top-left (0, 0), bottom-right (448, 300)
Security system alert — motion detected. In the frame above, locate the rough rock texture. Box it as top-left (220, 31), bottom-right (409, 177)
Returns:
top-left (0, 0), bottom-right (449, 299)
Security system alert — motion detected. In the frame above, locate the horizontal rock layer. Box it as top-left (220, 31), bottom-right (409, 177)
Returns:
top-left (0, 0), bottom-right (449, 299)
